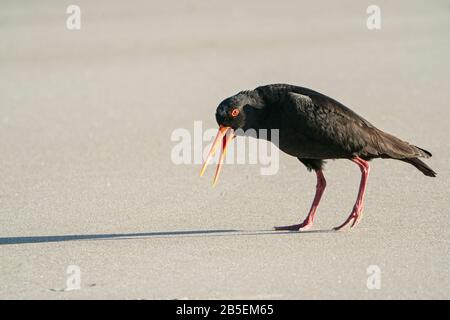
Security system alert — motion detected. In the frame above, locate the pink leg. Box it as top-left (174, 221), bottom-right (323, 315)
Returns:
top-left (275, 170), bottom-right (326, 231)
top-left (334, 157), bottom-right (370, 231)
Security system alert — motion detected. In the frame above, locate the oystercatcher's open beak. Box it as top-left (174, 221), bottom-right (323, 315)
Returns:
top-left (200, 125), bottom-right (234, 186)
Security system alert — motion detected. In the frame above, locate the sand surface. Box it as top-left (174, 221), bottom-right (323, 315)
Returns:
top-left (1, 0), bottom-right (449, 299)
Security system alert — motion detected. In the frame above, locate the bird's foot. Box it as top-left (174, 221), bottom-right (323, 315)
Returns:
top-left (333, 207), bottom-right (363, 231)
top-left (274, 219), bottom-right (313, 232)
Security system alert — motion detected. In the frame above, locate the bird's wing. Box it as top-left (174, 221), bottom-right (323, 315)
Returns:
top-left (284, 91), bottom-right (380, 156)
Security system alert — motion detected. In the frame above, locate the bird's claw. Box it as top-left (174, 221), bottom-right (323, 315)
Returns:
top-left (333, 209), bottom-right (362, 231)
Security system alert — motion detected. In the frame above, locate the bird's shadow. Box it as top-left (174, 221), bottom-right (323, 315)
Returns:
top-left (0, 228), bottom-right (335, 246)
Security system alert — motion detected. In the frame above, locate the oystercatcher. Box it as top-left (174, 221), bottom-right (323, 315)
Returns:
top-left (200, 84), bottom-right (436, 231)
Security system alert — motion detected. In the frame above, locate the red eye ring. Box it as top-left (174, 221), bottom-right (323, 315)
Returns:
top-left (231, 109), bottom-right (240, 117)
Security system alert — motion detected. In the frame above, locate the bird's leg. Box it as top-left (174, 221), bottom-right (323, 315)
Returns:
top-left (334, 157), bottom-right (370, 231)
top-left (275, 170), bottom-right (326, 231)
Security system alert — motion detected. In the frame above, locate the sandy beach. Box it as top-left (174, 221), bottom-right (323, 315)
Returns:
top-left (1, 0), bottom-right (449, 299)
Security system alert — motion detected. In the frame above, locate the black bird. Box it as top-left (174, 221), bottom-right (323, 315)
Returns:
top-left (200, 84), bottom-right (436, 231)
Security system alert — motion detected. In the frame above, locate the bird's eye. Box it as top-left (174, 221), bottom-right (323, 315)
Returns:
top-left (231, 109), bottom-right (240, 117)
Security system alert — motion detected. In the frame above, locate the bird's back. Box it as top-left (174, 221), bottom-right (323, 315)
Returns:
top-left (254, 84), bottom-right (434, 165)
top-left (256, 83), bottom-right (374, 128)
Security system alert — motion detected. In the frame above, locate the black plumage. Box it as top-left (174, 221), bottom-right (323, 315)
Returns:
top-left (202, 84), bottom-right (436, 231)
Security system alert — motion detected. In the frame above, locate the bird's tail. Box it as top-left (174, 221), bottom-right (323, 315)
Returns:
top-left (400, 158), bottom-right (437, 177)
top-left (370, 129), bottom-right (436, 177)
top-left (372, 129), bottom-right (431, 159)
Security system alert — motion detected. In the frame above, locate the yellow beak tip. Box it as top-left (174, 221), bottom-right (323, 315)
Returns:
top-left (199, 126), bottom-right (233, 188)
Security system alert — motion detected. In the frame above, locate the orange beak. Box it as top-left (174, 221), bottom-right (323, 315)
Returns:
top-left (200, 125), bottom-right (234, 186)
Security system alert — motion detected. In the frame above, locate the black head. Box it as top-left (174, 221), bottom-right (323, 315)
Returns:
top-left (215, 90), bottom-right (264, 131)
top-left (201, 89), bottom-right (266, 185)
